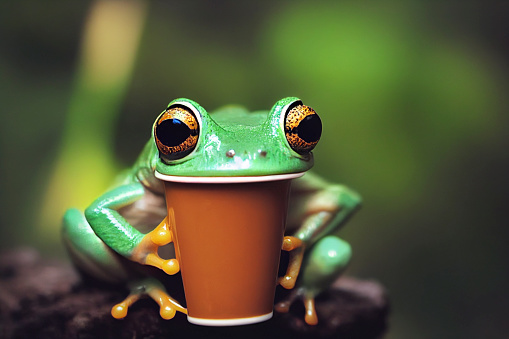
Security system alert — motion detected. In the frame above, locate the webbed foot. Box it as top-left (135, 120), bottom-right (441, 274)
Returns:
top-left (278, 236), bottom-right (305, 289)
top-left (111, 278), bottom-right (187, 320)
top-left (131, 209), bottom-right (180, 275)
top-left (275, 288), bottom-right (319, 325)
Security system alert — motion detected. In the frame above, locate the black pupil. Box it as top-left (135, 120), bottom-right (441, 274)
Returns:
top-left (156, 119), bottom-right (191, 147)
top-left (297, 114), bottom-right (322, 143)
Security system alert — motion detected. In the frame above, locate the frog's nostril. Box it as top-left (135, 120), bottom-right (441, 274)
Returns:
top-left (259, 150), bottom-right (267, 157)
top-left (226, 149), bottom-right (236, 158)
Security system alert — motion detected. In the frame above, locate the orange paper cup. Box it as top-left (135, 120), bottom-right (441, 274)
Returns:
top-left (155, 172), bottom-right (303, 326)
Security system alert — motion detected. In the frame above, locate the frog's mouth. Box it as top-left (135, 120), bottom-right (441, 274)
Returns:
top-left (154, 171), bottom-right (305, 184)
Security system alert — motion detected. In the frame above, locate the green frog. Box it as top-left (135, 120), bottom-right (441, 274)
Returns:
top-left (62, 97), bottom-right (361, 325)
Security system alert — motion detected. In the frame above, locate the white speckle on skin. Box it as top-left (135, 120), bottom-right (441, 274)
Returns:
top-left (204, 135), bottom-right (221, 154)
top-left (233, 156), bottom-right (251, 169)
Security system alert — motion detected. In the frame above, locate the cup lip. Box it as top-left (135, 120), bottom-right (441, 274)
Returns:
top-left (154, 171), bottom-right (305, 183)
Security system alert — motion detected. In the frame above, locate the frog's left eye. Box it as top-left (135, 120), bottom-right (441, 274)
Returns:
top-left (154, 104), bottom-right (199, 161)
top-left (284, 102), bottom-right (322, 155)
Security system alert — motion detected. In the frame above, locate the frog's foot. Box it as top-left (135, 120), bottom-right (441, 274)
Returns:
top-left (111, 278), bottom-right (187, 320)
top-left (276, 235), bottom-right (311, 323)
top-left (275, 288), bottom-right (318, 325)
top-left (278, 236), bottom-right (305, 290)
top-left (276, 235), bottom-right (352, 326)
top-left (131, 209), bottom-right (180, 276)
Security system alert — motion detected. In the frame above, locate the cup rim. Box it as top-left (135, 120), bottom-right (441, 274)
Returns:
top-left (154, 171), bottom-right (305, 183)
top-left (187, 312), bottom-right (273, 326)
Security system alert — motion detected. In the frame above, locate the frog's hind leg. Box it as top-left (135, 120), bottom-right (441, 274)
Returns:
top-left (62, 208), bottom-right (130, 284)
top-left (276, 235), bottom-right (351, 325)
top-left (111, 277), bottom-right (187, 319)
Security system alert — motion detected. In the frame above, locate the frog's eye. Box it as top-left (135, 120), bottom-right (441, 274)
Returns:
top-left (154, 104), bottom-right (199, 161)
top-left (284, 102), bottom-right (322, 154)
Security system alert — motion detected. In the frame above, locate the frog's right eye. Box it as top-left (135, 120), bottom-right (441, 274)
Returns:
top-left (283, 101), bottom-right (322, 155)
top-left (154, 104), bottom-right (199, 162)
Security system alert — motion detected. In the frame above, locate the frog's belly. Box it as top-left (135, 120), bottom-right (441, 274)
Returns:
top-left (116, 187), bottom-right (175, 259)
top-left (118, 187), bottom-right (167, 233)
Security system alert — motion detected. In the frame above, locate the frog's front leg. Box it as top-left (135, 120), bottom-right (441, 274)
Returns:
top-left (109, 211), bottom-right (186, 319)
top-left (83, 183), bottom-right (179, 272)
top-left (277, 176), bottom-right (361, 325)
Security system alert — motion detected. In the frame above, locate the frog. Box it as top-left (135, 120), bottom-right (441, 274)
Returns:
top-left (62, 97), bottom-right (361, 325)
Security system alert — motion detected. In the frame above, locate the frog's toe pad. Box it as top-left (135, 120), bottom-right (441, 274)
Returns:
top-left (111, 293), bottom-right (141, 319)
top-left (278, 275), bottom-right (297, 289)
top-left (160, 305), bottom-right (177, 320)
top-left (161, 259), bottom-right (180, 275)
top-left (304, 297), bottom-right (318, 325)
top-left (274, 300), bottom-right (291, 313)
top-left (111, 303), bottom-right (129, 319)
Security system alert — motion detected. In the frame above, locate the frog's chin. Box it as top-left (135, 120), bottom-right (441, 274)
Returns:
top-left (154, 171), bottom-right (305, 184)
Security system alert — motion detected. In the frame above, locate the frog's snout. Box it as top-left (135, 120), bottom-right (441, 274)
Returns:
top-left (222, 149), bottom-right (269, 170)
top-left (224, 149), bottom-right (267, 159)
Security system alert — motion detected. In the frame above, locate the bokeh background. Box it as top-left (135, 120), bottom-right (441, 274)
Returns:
top-left (1, 1), bottom-right (508, 338)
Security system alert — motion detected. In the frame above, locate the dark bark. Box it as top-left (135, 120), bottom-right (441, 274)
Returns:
top-left (0, 248), bottom-right (389, 339)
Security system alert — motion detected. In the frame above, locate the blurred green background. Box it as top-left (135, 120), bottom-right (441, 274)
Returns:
top-left (1, 1), bottom-right (508, 338)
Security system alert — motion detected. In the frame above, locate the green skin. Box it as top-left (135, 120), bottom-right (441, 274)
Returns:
top-left (62, 97), bottom-right (361, 323)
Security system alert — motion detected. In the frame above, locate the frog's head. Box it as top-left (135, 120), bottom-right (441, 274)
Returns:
top-left (153, 97), bottom-right (322, 180)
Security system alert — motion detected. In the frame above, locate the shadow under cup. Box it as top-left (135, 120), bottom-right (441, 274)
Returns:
top-left (156, 172), bottom-right (303, 326)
